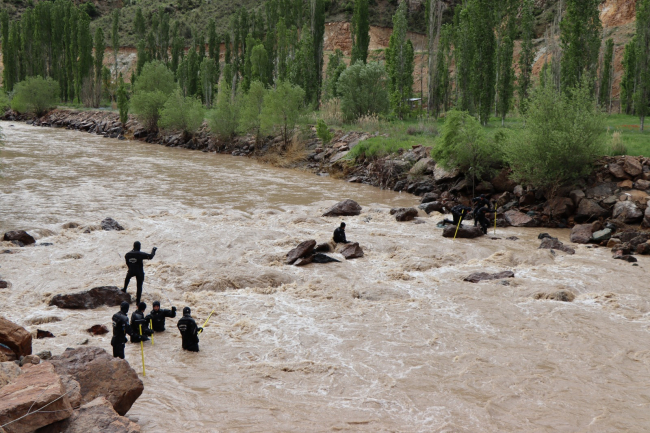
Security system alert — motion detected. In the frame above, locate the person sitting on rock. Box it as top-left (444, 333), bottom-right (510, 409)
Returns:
top-left (130, 302), bottom-right (154, 343)
top-left (111, 301), bottom-right (132, 359)
top-left (475, 206), bottom-right (497, 235)
top-left (177, 307), bottom-right (202, 352)
top-left (146, 301), bottom-right (177, 332)
top-left (123, 241), bottom-right (157, 306)
top-left (333, 222), bottom-right (351, 244)
top-left (471, 194), bottom-right (491, 227)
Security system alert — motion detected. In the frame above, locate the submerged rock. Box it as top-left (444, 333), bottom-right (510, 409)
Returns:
top-left (36, 330), bottom-right (55, 339)
top-left (613, 254), bottom-right (637, 262)
top-left (49, 286), bottom-right (131, 309)
top-left (3, 230), bottom-right (35, 246)
top-left (391, 207), bottom-right (418, 222)
top-left (539, 237), bottom-right (575, 254)
top-left (534, 290), bottom-right (576, 302)
top-left (87, 325), bottom-right (109, 335)
top-left (570, 224), bottom-right (593, 244)
top-left (100, 217), bottom-right (124, 231)
top-left (286, 240), bottom-right (316, 265)
top-left (312, 253), bottom-right (341, 263)
top-left (463, 271), bottom-right (515, 283)
top-left (504, 210), bottom-right (536, 227)
top-left (322, 199), bottom-right (362, 217)
top-left (419, 201), bottom-right (444, 214)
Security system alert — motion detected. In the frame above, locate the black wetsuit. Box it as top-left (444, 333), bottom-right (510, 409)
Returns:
top-left (124, 248), bottom-right (156, 305)
top-left (476, 206), bottom-right (497, 234)
top-left (472, 196), bottom-right (491, 226)
top-left (146, 307), bottom-right (176, 332)
top-left (333, 227), bottom-right (349, 244)
top-left (450, 205), bottom-right (471, 226)
top-left (111, 311), bottom-right (132, 359)
top-left (177, 314), bottom-right (201, 352)
top-left (130, 310), bottom-right (153, 343)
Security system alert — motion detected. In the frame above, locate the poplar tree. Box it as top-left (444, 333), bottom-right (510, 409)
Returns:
top-left (518, 0), bottom-right (535, 114)
top-left (77, 12), bottom-right (93, 104)
top-left (323, 49), bottom-right (346, 100)
top-left (111, 10), bottom-right (120, 83)
top-left (496, 35), bottom-right (514, 124)
top-left (1, 11), bottom-right (14, 91)
top-left (351, 0), bottom-right (370, 64)
top-left (158, 10), bottom-right (170, 63)
top-left (386, 1), bottom-right (414, 119)
top-left (427, 0), bottom-right (444, 114)
top-left (170, 21), bottom-right (183, 75)
top-left (200, 57), bottom-right (218, 107)
top-left (454, 5), bottom-right (474, 112)
top-left (621, 37), bottom-right (637, 114)
top-left (560, 0), bottom-right (602, 92)
top-left (310, 0), bottom-right (326, 104)
top-left (471, 0), bottom-right (496, 125)
top-left (635, 0), bottom-right (650, 131)
top-left (598, 38), bottom-right (614, 111)
top-left (276, 18), bottom-right (289, 82)
top-left (94, 27), bottom-right (105, 108)
top-left (208, 20), bottom-right (218, 60)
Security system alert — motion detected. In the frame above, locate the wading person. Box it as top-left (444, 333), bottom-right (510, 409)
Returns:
top-left (111, 301), bottom-right (132, 359)
top-left (123, 241), bottom-right (157, 305)
top-left (130, 302), bottom-right (154, 343)
top-left (333, 222), bottom-right (350, 244)
top-left (471, 194), bottom-right (491, 227)
top-left (177, 307), bottom-right (202, 352)
top-left (146, 301), bottom-right (177, 332)
top-left (442, 205), bottom-right (472, 226)
top-left (476, 206), bottom-right (498, 235)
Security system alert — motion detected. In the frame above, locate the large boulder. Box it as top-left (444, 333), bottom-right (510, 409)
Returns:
top-left (570, 224), bottom-right (593, 244)
top-left (0, 361), bottom-right (21, 388)
top-left (592, 228), bottom-right (613, 243)
top-left (285, 240), bottom-right (316, 265)
top-left (390, 207), bottom-right (418, 222)
top-left (339, 243), bottom-right (364, 259)
top-left (420, 192), bottom-right (440, 204)
top-left (322, 199), bottom-right (362, 217)
top-left (49, 347), bottom-right (144, 416)
top-left (3, 230), bottom-right (35, 246)
top-left (490, 168), bottom-right (517, 193)
top-left (608, 162), bottom-right (629, 179)
top-left (49, 287), bottom-right (131, 310)
top-left (100, 218), bottom-right (124, 231)
top-left (626, 189), bottom-right (650, 207)
top-left (0, 317), bottom-right (32, 357)
top-left (504, 210), bottom-right (536, 227)
top-left (442, 225), bottom-right (484, 238)
top-left (569, 189), bottom-right (585, 206)
top-left (575, 199), bottom-right (610, 221)
top-left (543, 197), bottom-right (575, 218)
top-left (0, 363), bottom-right (73, 433)
top-left (419, 201), bottom-right (444, 214)
top-left (433, 163), bottom-right (460, 181)
top-left (38, 397), bottom-right (141, 433)
top-left (463, 271), bottom-right (514, 283)
top-left (539, 237), bottom-right (575, 254)
top-left (613, 201), bottom-right (643, 223)
top-left (623, 156), bottom-right (643, 177)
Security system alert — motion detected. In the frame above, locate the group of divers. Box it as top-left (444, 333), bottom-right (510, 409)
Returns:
top-left (110, 195), bottom-right (496, 359)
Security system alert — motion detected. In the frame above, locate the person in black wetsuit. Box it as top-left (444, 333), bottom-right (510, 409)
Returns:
top-left (130, 302), bottom-right (154, 343)
top-left (441, 205), bottom-right (472, 226)
top-left (111, 301), bottom-right (132, 359)
top-left (471, 194), bottom-right (491, 227)
top-left (177, 307), bottom-right (202, 352)
top-left (146, 301), bottom-right (177, 332)
top-left (475, 205), bottom-right (498, 234)
top-left (333, 222), bottom-right (350, 244)
top-left (123, 241), bottom-right (157, 305)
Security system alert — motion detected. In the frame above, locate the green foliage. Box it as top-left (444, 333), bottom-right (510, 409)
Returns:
top-left (291, 31), bottom-right (318, 106)
top-left (159, 89), bottom-right (206, 137)
top-left (598, 38), bottom-right (614, 109)
top-left (116, 76), bottom-right (129, 125)
top-left (351, 0), bottom-right (370, 64)
top-left (634, 0), bottom-right (650, 131)
top-left (337, 60), bottom-right (389, 121)
top-left (518, 0), bottom-right (535, 115)
top-left (347, 135), bottom-right (417, 161)
top-left (471, 0), bottom-right (496, 125)
top-left (0, 90), bottom-right (11, 112)
top-left (621, 37), bottom-right (637, 115)
top-left (385, 1), bottom-right (414, 119)
top-left (432, 110), bottom-right (498, 186)
top-left (496, 35), bottom-right (515, 123)
top-left (560, 0), bottom-right (602, 92)
top-left (239, 80), bottom-right (267, 141)
top-left (93, 26), bottom-right (105, 108)
top-left (11, 76), bottom-right (59, 116)
top-left (111, 10), bottom-right (120, 83)
top-left (260, 80), bottom-right (305, 147)
top-left (131, 61), bottom-right (176, 130)
top-left (504, 78), bottom-right (607, 195)
top-left (323, 49), bottom-right (346, 101)
top-left (316, 119), bottom-right (333, 145)
top-left (208, 81), bottom-right (240, 139)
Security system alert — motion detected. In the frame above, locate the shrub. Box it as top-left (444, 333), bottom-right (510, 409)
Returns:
top-left (208, 81), bottom-right (239, 139)
top-left (116, 77), bottom-right (129, 125)
top-left (316, 119), bottom-right (333, 145)
top-left (130, 61), bottom-right (176, 131)
top-left (260, 81), bottom-right (305, 148)
top-left (10, 76), bottom-right (59, 116)
top-left (504, 79), bottom-right (607, 196)
top-left (0, 90), bottom-right (10, 112)
top-left (608, 130), bottom-right (627, 156)
top-left (337, 61), bottom-right (389, 122)
top-left (239, 80), bottom-right (267, 143)
top-left (158, 89), bottom-right (205, 139)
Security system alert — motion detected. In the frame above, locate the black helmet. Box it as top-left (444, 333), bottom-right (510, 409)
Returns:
top-left (120, 301), bottom-right (129, 314)
top-left (183, 306), bottom-right (191, 315)
top-left (133, 241), bottom-right (141, 251)
top-left (138, 302), bottom-right (146, 311)
top-left (153, 301), bottom-right (160, 308)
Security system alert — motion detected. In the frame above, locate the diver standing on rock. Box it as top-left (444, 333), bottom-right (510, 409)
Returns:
top-left (123, 241), bottom-right (157, 305)
top-left (333, 222), bottom-right (351, 244)
top-left (130, 302), bottom-right (154, 343)
top-left (475, 206), bottom-right (498, 235)
top-left (471, 194), bottom-right (491, 227)
top-left (146, 301), bottom-right (177, 332)
top-left (177, 307), bottom-right (202, 352)
top-left (111, 301), bottom-right (132, 359)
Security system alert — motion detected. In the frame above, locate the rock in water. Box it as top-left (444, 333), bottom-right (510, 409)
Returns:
top-left (419, 201), bottom-right (444, 214)
top-left (49, 286), bottom-right (131, 309)
top-left (575, 199), bottom-right (610, 221)
top-left (613, 254), bottom-right (638, 263)
top-left (2, 230), bottom-right (36, 246)
top-left (539, 237), bottom-right (575, 255)
top-left (286, 240), bottom-right (316, 265)
top-left (442, 226), bottom-right (484, 239)
top-left (312, 253), bottom-right (341, 263)
top-left (42, 397), bottom-right (141, 433)
top-left (592, 228), bottom-right (613, 243)
top-left (504, 210), bottom-right (536, 227)
top-left (293, 256), bottom-right (314, 266)
top-left (100, 217), bottom-right (124, 231)
top-left (49, 347), bottom-right (144, 416)
top-left (570, 224), bottom-right (593, 244)
top-left (534, 290), bottom-right (576, 302)
top-left (391, 207), bottom-right (418, 221)
top-left (322, 199), bottom-right (362, 217)
top-left (0, 317), bottom-right (32, 357)
top-left (0, 363), bottom-right (74, 432)
top-left (340, 242), bottom-right (364, 259)
top-left (36, 330), bottom-right (55, 339)
top-left (87, 325), bottom-right (109, 335)
top-left (463, 271), bottom-right (515, 283)
top-left (314, 242), bottom-right (332, 253)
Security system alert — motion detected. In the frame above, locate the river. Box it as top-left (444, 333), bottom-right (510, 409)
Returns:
top-left (2, 121), bottom-right (650, 432)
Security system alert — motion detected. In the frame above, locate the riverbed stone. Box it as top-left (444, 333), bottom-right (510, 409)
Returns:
top-left (87, 325), bottom-right (109, 335)
top-left (613, 201), bottom-right (643, 223)
top-left (49, 286), bottom-right (131, 309)
top-left (2, 230), bottom-right (35, 246)
top-left (420, 192), bottom-right (440, 204)
top-left (624, 156), bottom-right (643, 177)
top-left (543, 197), bottom-right (575, 218)
top-left (608, 162), bottom-right (629, 179)
top-left (0, 361), bottom-right (21, 388)
top-left (322, 199), bottom-right (362, 217)
top-left (569, 189), bottom-right (585, 206)
top-left (0, 317), bottom-right (32, 357)
top-left (442, 225), bottom-right (484, 239)
top-left (534, 290), bottom-right (576, 302)
top-left (391, 207), bottom-right (418, 222)
top-left (339, 242), bottom-right (364, 259)
top-left (539, 237), bottom-right (575, 254)
top-left (100, 218), bottom-right (124, 231)
top-left (286, 240), bottom-right (316, 265)
top-left (575, 199), bottom-right (610, 221)
top-left (504, 210), bottom-right (535, 227)
top-left (419, 201), bottom-right (444, 214)
top-left (592, 228), bottom-right (613, 242)
top-left (40, 397), bottom-right (142, 433)
top-left (463, 271), bottom-right (514, 283)
top-left (570, 224), bottom-right (593, 244)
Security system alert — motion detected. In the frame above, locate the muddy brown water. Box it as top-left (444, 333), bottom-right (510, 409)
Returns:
top-left (2, 121), bottom-right (650, 432)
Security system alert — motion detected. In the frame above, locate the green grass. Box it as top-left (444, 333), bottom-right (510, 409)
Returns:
top-left (601, 114), bottom-right (650, 156)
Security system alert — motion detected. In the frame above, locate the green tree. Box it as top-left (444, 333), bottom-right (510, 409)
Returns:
top-left (200, 57), bottom-right (218, 108)
top-left (385, 1), bottom-right (414, 119)
top-left (291, 32), bottom-right (318, 105)
top-left (504, 77), bottom-right (607, 196)
top-left (130, 61), bottom-right (176, 131)
top-left (316, 119), bottom-right (333, 145)
top-left (598, 38), bottom-right (614, 111)
top-left (111, 10), bottom-right (120, 83)
top-left (116, 75), bottom-right (129, 125)
top-left (621, 37), bottom-right (637, 115)
top-left (77, 13), bottom-right (93, 105)
top-left (518, 0), bottom-right (535, 114)
top-left (496, 35), bottom-right (515, 125)
top-left (634, 0), bottom-right (650, 131)
top-left (250, 44), bottom-right (269, 86)
top-left (560, 0), bottom-right (602, 92)
top-left (261, 80), bottom-right (305, 148)
top-left (0, 90), bottom-right (10, 112)
top-left (323, 49), bottom-right (346, 100)
top-left (159, 89), bottom-right (205, 140)
top-left (134, 7), bottom-right (146, 40)
top-left (310, 0), bottom-right (326, 103)
top-left (351, 0), bottom-right (370, 64)
top-left (93, 27), bottom-right (105, 108)
top-left (471, 0), bottom-right (496, 125)
top-left (337, 60), bottom-right (389, 121)
top-left (432, 110), bottom-right (499, 195)
top-left (239, 80), bottom-right (268, 144)
top-left (208, 81), bottom-right (240, 139)
top-left (208, 20), bottom-right (218, 60)
top-left (11, 76), bottom-right (59, 116)
top-left (454, 5), bottom-right (474, 112)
